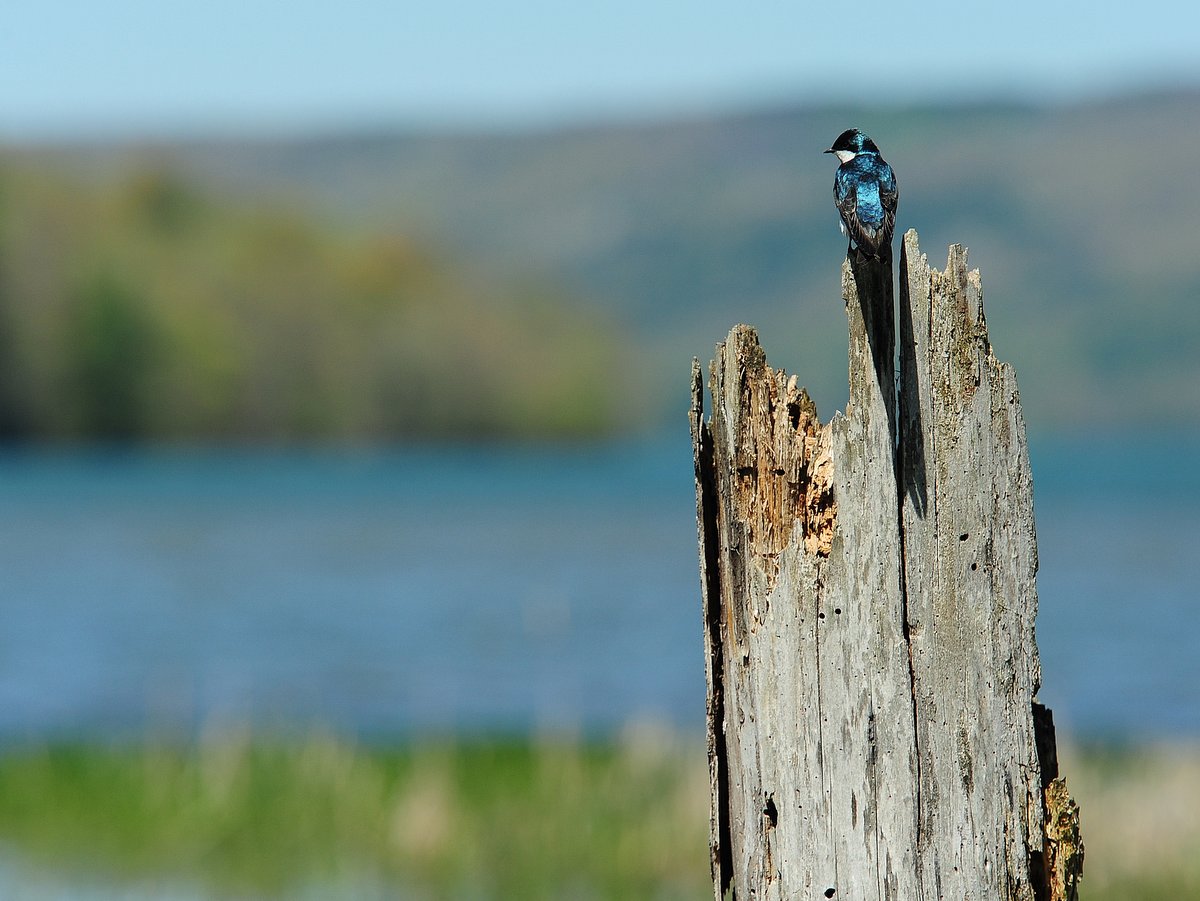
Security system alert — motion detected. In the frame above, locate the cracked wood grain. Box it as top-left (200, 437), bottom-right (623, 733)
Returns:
top-left (691, 229), bottom-right (1082, 901)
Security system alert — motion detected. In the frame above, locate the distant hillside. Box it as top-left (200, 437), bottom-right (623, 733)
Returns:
top-left (18, 89), bottom-right (1200, 433)
top-left (0, 163), bottom-right (627, 442)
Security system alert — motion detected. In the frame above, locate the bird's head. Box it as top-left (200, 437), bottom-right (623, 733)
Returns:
top-left (824, 128), bottom-right (879, 163)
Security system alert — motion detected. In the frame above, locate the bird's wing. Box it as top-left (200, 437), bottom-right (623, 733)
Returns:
top-left (879, 164), bottom-right (898, 239)
top-left (833, 168), bottom-right (858, 228)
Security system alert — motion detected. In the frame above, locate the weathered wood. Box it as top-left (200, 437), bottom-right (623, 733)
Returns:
top-left (691, 229), bottom-right (1082, 901)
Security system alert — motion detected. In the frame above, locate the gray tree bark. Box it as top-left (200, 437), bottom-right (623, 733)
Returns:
top-left (690, 229), bottom-right (1082, 901)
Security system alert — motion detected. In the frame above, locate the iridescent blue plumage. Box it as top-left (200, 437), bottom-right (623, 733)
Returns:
top-left (824, 129), bottom-right (898, 260)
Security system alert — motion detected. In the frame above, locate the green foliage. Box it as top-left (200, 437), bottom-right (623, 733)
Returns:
top-left (0, 162), bottom-right (628, 442)
top-left (64, 269), bottom-right (162, 438)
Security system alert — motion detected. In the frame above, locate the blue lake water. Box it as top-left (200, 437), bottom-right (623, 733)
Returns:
top-left (0, 433), bottom-right (1196, 743)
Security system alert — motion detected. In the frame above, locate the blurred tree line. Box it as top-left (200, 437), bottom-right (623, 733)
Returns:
top-left (0, 162), bottom-right (627, 443)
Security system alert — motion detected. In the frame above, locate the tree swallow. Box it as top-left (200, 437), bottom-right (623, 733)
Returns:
top-left (824, 129), bottom-right (898, 260)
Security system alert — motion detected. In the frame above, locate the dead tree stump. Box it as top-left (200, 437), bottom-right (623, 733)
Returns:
top-left (690, 229), bottom-right (1082, 901)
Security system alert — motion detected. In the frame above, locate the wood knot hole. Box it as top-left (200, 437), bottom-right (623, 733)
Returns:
top-left (763, 795), bottom-right (778, 828)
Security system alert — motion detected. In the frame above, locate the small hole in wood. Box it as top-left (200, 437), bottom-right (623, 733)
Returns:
top-left (764, 796), bottom-right (778, 827)
top-left (834, 607), bottom-right (842, 615)
top-left (818, 612), bottom-right (825, 620)
top-left (825, 889), bottom-right (836, 898)
top-left (971, 562), bottom-right (978, 571)
top-left (959, 532), bottom-right (969, 542)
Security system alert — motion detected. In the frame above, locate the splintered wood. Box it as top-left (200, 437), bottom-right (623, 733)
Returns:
top-left (719, 334), bottom-right (835, 569)
top-left (691, 230), bottom-right (1082, 901)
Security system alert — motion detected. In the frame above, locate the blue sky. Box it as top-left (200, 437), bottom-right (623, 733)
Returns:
top-left (3, 0), bottom-right (1198, 137)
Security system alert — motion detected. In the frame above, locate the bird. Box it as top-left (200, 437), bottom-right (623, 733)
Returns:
top-left (824, 129), bottom-right (898, 261)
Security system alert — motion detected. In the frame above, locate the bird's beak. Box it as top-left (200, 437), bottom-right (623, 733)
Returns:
top-left (823, 148), bottom-right (834, 154)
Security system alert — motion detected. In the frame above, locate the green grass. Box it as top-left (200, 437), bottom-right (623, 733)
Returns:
top-left (0, 731), bottom-right (1195, 900)
top-left (1062, 742), bottom-right (1200, 901)
top-left (0, 727), bottom-right (709, 899)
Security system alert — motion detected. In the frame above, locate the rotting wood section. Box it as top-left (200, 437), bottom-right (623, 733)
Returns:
top-left (691, 229), bottom-right (1082, 901)
top-left (718, 334), bottom-right (835, 574)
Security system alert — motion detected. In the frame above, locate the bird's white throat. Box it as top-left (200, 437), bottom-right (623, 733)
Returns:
top-left (833, 150), bottom-right (857, 163)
